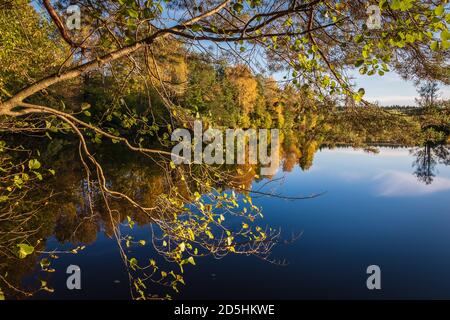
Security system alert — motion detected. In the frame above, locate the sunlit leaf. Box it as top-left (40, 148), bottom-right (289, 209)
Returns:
top-left (28, 159), bottom-right (41, 170)
top-left (16, 243), bottom-right (34, 259)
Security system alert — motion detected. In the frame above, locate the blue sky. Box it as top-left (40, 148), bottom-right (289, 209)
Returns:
top-left (351, 70), bottom-right (450, 106)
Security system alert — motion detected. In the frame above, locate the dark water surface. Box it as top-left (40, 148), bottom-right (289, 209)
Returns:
top-left (27, 146), bottom-right (450, 299)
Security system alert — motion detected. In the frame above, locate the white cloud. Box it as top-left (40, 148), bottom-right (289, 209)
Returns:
top-left (374, 171), bottom-right (450, 197)
top-left (365, 95), bottom-right (419, 105)
top-left (325, 148), bottom-right (411, 157)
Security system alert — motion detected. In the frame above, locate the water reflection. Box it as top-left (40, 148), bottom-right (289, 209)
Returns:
top-left (1, 139), bottom-right (303, 299)
top-left (375, 170), bottom-right (450, 197)
top-left (1, 136), bottom-right (450, 299)
top-left (412, 143), bottom-right (450, 185)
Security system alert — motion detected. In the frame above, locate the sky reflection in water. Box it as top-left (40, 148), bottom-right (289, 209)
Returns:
top-left (31, 146), bottom-right (450, 299)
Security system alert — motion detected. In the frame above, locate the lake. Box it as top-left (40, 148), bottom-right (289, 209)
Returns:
top-left (17, 144), bottom-right (450, 299)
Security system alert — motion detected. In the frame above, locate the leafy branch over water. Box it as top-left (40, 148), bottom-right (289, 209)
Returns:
top-left (0, 0), bottom-right (449, 299)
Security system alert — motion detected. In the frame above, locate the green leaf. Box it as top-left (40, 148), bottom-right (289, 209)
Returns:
top-left (16, 243), bottom-right (34, 259)
top-left (187, 228), bottom-right (195, 240)
top-left (126, 8), bottom-right (139, 18)
top-left (430, 41), bottom-right (439, 51)
top-left (405, 34), bottom-right (415, 43)
top-left (187, 256), bottom-right (196, 266)
top-left (354, 34), bottom-right (363, 44)
top-left (127, 216), bottom-right (135, 229)
top-left (190, 23), bottom-right (202, 32)
top-left (233, 3), bottom-right (244, 13)
top-left (13, 175), bottom-right (23, 188)
top-left (357, 88), bottom-right (366, 96)
top-left (40, 258), bottom-right (51, 269)
top-left (435, 5), bottom-right (444, 16)
top-left (355, 59), bottom-right (364, 68)
top-left (28, 159), bottom-right (41, 170)
top-left (284, 17), bottom-right (293, 27)
top-left (390, 0), bottom-right (401, 10)
top-left (129, 258), bottom-right (138, 270)
top-left (33, 171), bottom-right (43, 181)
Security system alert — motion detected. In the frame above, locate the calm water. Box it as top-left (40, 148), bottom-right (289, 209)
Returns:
top-left (26, 146), bottom-right (450, 299)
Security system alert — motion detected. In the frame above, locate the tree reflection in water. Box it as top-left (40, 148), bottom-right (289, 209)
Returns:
top-left (412, 144), bottom-right (450, 185)
top-left (2, 124), bottom-right (449, 299)
top-left (1, 136), bottom-right (320, 300)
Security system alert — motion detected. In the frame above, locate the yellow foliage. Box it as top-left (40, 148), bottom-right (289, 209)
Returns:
top-left (225, 65), bottom-right (258, 115)
top-left (262, 77), bottom-right (280, 105)
top-left (148, 40), bottom-right (188, 96)
top-left (0, 1), bottom-right (67, 95)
